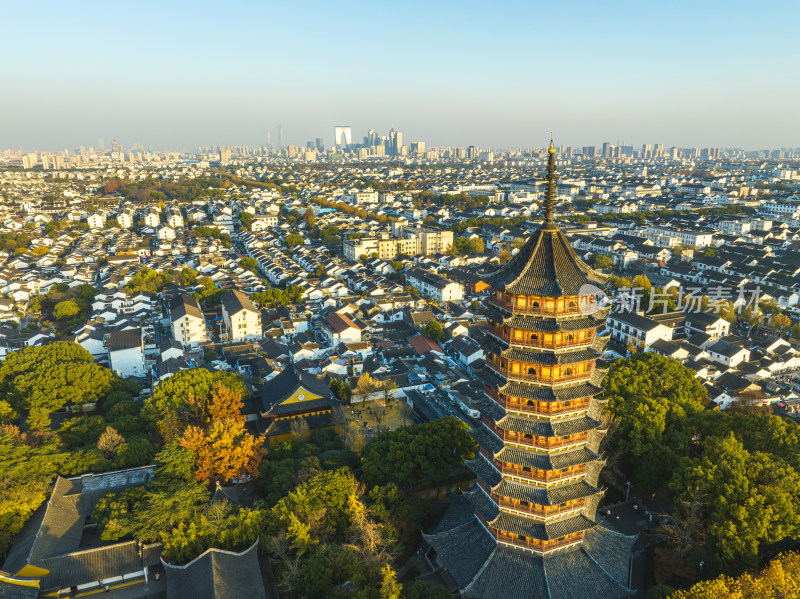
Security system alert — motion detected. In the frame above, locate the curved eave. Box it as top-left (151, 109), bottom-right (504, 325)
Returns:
top-left (500, 347), bottom-right (601, 366)
top-left (489, 512), bottom-right (596, 541)
top-left (492, 478), bottom-right (602, 505)
top-left (494, 381), bottom-right (605, 403)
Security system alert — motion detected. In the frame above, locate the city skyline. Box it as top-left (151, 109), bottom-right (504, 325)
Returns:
top-left (2, 0), bottom-right (798, 150)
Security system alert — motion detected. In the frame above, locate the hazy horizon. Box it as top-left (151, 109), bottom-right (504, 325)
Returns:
top-left (2, 0), bottom-right (798, 152)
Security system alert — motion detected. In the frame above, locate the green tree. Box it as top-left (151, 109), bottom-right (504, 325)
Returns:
top-left (329, 377), bottom-right (352, 402)
top-left (304, 207), bottom-right (316, 229)
top-left (239, 211), bottom-right (254, 230)
top-left (591, 253), bottom-right (615, 270)
top-left (239, 257), bottom-right (258, 273)
top-left (285, 233), bottom-right (303, 249)
top-left (53, 298), bottom-right (80, 320)
top-left (268, 468), bottom-right (359, 554)
top-left (422, 320), bottom-right (444, 341)
top-left (0, 342), bottom-right (115, 429)
top-left (0, 428), bottom-right (63, 556)
top-left (361, 417), bottom-right (477, 487)
top-left (144, 369), bottom-right (246, 439)
top-left (670, 434), bottom-right (800, 565)
top-left (179, 267), bottom-right (198, 286)
top-left (603, 353), bottom-right (707, 492)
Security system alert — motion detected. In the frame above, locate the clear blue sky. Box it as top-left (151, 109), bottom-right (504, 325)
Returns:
top-left (2, 0), bottom-right (798, 151)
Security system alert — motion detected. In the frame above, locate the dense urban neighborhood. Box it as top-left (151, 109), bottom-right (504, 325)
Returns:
top-left (1, 142), bottom-right (800, 599)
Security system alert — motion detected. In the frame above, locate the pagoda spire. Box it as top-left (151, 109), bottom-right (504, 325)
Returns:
top-left (543, 138), bottom-right (558, 228)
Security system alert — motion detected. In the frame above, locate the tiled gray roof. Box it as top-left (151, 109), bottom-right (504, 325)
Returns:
top-left (494, 414), bottom-right (601, 437)
top-left (581, 522), bottom-right (639, 587)
top-left (501, 313), bottom-right (604, 333)
top-left (422, 520), bottom-right (496, 588)
top-left (496, 381), bottom-right (604, 402)
top-left (495, 446), bottom-right (599, 470)
top-left (429, 495), bottom-right (477, 534)
top-left (489, 512), bottom-right (595, 540)
top-left (38, 542), bottom-right (143, 592)
top-left (461, 546), bottom-right (549, 599)
top-left (466, 456), bottom-right (502, 487)
top-left (163, 540), bottom-right (266, 599)
top-left (544, 546), bottom-right (633, 599)
top-left (493, 479), bottom-right (600, 505)
top-left (502, 347), bottom-right (600, 366)
top-left (482, 226), bottom-right (607, 297)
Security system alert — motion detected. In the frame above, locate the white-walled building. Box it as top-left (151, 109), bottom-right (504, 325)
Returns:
top-left (107, 328), bottom-right (145, 378)
top-left (405, 267), bottom-right (464, 302)
top-left (221, 290), bottom-right (261, 342)
top-left (170, 294), bottom-right (207, 348)
top-left (321, 311), bottom-right (362, 346)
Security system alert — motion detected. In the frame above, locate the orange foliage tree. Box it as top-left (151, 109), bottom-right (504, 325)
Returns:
top-left (180, 419), bottom-right (264, 485)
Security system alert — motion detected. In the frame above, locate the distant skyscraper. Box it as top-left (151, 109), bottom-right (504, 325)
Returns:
top-left (388, 129), bottom-right (402, 156)
top-left (266, 131), bottom-right (272, 149)
top-left (98, 138), bottom-right (105, 151)
top-left (315, 138), bottom-right (324, 152)
top-left (334, 126), bottom-right (353, 148)
top-left (410, 141), bottom-right (426, 155)
top-left (278, 125), bottom-right (284, 149)
top-left (219, 149), bottom-right (230, 164)
top-left (366, 129), bottom-right (379, 146)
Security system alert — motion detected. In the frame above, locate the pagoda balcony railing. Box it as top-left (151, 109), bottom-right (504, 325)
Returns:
top-left (485, 388), bottom-right (592, 416)
top-left (490, 529), bottom-right (586, 554)
top-left (483, 416), bottom-right (590, 450)
top-left (488, 297), bottom-right (583, 317)
top-left (498, 432), bottom-right (590, 451)
top-left (497, 462), bottom-right (588, 483)
top-left (495, 497), bottom-right (587, 518)
top-left (487, 360), bottom-right (594, 384)
top-left (488, 327), bottom-right (595, 350)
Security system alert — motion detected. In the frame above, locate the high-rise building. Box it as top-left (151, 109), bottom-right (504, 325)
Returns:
top-left (219, 149), bottom-right (230, 164)
top-left (278, 125), bottom-right (284, 149)
top-left (410, 141), bottom-right (426, 155)
top-left (365, 129), bottom-right (380, 146)
top-left (388, 128), bottom-right (402, 155)
top-left (315, 138), bottom-right (324, 152)
top-left (424, 141), bottom-right (636, 599)
top-left (334, 126), bottom-right (352, 148)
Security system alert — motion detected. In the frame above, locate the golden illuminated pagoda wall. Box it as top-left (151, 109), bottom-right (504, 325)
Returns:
top-left (475, 284), bottom-right (610, 555)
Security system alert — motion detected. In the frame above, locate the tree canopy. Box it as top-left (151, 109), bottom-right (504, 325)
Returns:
top-left (0, 341), bottom-right (115, 429)
top-left (603, 353), bottom-right (706, 491)
top-left (361, 417), bottom-right (477, 488)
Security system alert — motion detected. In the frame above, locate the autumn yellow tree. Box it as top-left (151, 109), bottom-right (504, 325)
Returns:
top-left (180, 419), bottom-right (264, 485)
top-left (668, 552), bottom-right (800, 598)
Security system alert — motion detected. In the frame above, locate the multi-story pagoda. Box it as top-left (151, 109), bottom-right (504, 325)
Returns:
top-left (423, 141), bottom-right (637, 599)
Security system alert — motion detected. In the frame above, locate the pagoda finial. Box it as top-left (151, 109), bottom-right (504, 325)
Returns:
top-left (544, 138), bottom-right (558, 227)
